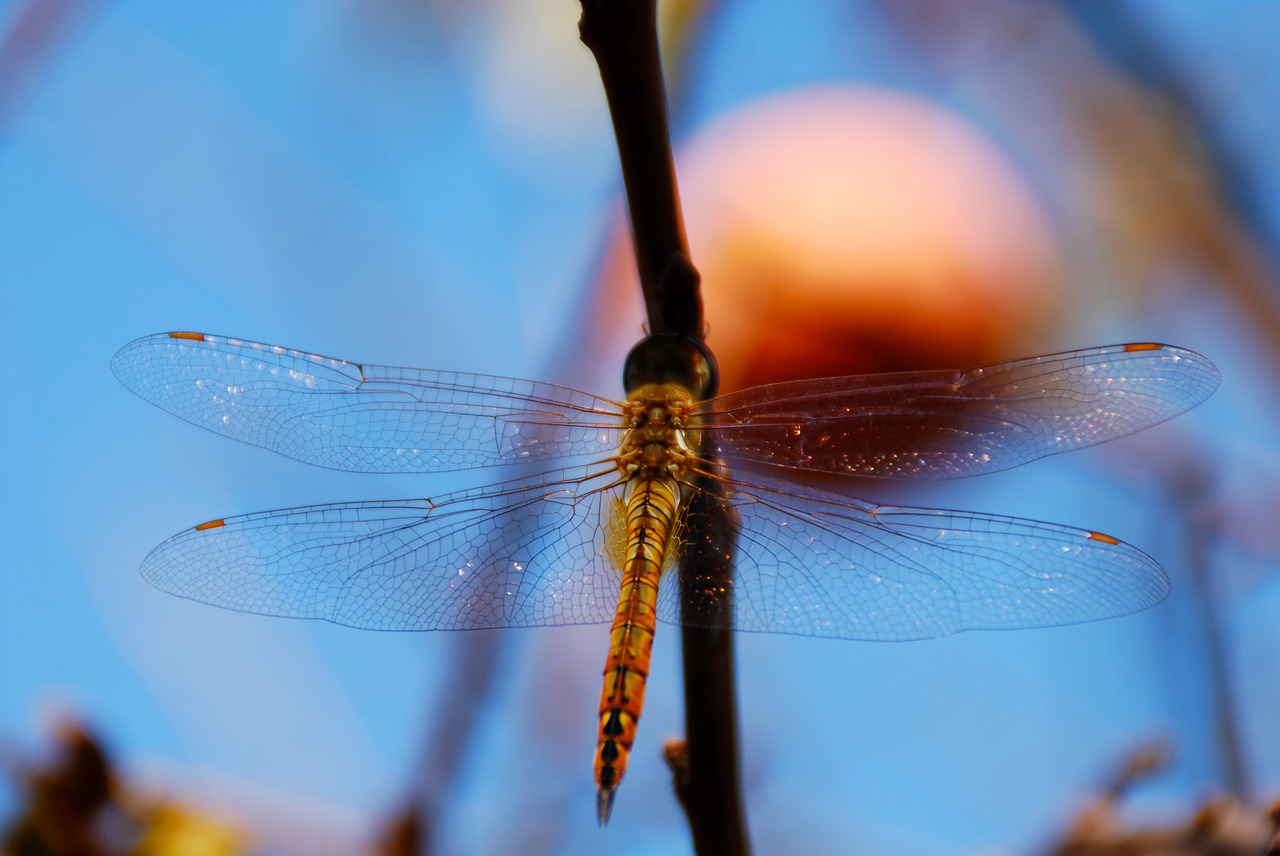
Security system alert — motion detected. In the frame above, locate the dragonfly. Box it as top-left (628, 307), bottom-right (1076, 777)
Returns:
top-left (113, 331), bottom-right (1219, 823)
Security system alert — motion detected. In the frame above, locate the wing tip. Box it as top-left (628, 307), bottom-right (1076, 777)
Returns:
top-left (1115, 342), bottom-right (1222, 410)
top-left (112, 331), bottom-right (211, 383)
top-left (1086, 529), bottom-right (1172, 613)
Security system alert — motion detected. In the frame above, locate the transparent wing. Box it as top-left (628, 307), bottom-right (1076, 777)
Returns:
top-left (656, 470), bottom-right (1168, 641)
top-left (702, 343), bottom-right (1219, 480)
top-left (140, 466), bottom-right (625, 630)
top-left (112, 332), bottom-right (623, 473)
top-left (141, 462), bottom-right (1168, 638)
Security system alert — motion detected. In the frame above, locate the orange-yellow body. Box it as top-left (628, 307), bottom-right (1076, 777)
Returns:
top-left (594, 383), bottom-right (700, 824)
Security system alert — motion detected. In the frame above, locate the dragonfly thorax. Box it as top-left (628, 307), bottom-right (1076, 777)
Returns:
top-left (615, 383), bottom-right (701, 480)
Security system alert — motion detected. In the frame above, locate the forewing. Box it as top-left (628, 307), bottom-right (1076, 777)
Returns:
top-left (702, 344), bottom-right (1219, 480)
top-left (113, 332), bottom-right (622, 473)
top-left (656, 471), bottom-right (1168, 640)
top-left (140, 467), bottom-right (624, 630)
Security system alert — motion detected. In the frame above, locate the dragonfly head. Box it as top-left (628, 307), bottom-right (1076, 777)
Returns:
top-left (623, 334), bottom-right (719, 400)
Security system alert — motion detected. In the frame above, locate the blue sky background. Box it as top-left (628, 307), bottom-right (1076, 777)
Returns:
top-left (3, 2), bottom-right (1279, 853)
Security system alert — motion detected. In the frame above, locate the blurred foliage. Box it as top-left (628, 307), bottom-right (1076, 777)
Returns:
top-left (1047, 742), bottom-right (1280, 855)
top-left (2, 724), bottom-right (245, 856)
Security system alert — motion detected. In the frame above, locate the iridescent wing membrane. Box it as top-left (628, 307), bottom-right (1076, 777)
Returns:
top-left (111, 333), bottom-right (623, 473)
top-left (114, 333), bottom-right (1219, 640)
top-left (139, 467), bottom-right (627, 631)
top-left (692, 473), bottom-right (1169, 641)
top-left (704, 344), bottom-right (1219, 479)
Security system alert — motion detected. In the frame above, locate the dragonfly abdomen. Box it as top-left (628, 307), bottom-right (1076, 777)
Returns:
top-left (595, 473), bottom-right (681, 825)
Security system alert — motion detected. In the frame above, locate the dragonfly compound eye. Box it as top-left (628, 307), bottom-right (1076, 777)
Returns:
top-left (622, 334), bottom-right (719, 400)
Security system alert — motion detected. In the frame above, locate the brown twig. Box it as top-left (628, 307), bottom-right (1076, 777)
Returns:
top-left (671, 450), bottom-right (750, 854)
top-left (579, 0), bottom-right (703, 339)
top-left (579, 2), bottom-right (750, 851)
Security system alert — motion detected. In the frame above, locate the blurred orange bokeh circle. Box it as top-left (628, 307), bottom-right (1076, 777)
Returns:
top-left (588, 86), bottom-right (1064, 392)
